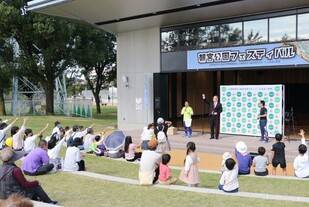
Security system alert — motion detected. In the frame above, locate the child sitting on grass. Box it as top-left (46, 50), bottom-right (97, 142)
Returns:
top-left (252, 146), bottom-right (269, 176)
top-left (24, 123), bottom-right (49, 154)
top-left (271, 133), bottom-right (287, 176)
top-left (235, 141), bottom-right (252, 175)
top-left (159, 154), bottom-right (177, 185)
top-left (218, 158), bottom-right (239, 193)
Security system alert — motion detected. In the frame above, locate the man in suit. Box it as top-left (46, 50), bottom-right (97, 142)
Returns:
top-left (202, 94), bottom-right (222, 139)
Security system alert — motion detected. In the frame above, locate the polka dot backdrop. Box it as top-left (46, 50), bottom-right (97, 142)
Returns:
top-left (220, 85), bottom-right (284, 137)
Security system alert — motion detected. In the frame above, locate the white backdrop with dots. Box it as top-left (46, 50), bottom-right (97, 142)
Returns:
top-left (220, 85), bottom-right (284, 137)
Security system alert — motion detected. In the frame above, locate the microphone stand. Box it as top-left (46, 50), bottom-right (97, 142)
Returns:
top-left (201, 97), bottom-right (205, 135)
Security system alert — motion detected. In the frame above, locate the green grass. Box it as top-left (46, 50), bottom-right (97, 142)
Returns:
top-left (2, 106), bottom-right (117, 134)
top-left (74, 155), bottom-right (309, 197)
top-left (24, 172), bottom-right (307, 207)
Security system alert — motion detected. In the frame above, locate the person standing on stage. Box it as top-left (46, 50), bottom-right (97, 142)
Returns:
top-left (181, 101), bottom-right (194, 138)
top-left (202, 94), bottom-right (222, 139)
top-left (257, 100), bottom-right (268, 142)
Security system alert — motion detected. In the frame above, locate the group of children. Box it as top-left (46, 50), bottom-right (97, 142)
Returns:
top-left (147, 129), bottom-right (308, 193)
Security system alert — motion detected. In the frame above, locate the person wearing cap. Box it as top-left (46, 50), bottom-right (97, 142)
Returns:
top-left (63, 137), bottom-right (85, 171)
top-left (0, 147), bottom-right (57, 204)
top-left (154, 117), bottom-right (172, 151)
top-left (0, 118), bottom-right (18, 150)
top-left (235, 141), bottom-right (252, 175)
top-left (139, 139), bottom-right (162, 185)
top-left (21, 140), bottom-right (55, 176)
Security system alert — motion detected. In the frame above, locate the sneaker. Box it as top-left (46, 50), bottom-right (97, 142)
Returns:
top-left (188, 134), bottom-right (192, 138)
top-left (259, 139), bottom-right (264, 142)
top-left (183, 134), bottom-right (188, 137)
top-left (49, 201), bottom-right (58, 205)
top-left (263, 139), bottom-right (269, 143)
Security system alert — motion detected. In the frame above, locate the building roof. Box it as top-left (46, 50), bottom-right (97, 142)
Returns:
top-left (27, 0), bottom-right (309, 34)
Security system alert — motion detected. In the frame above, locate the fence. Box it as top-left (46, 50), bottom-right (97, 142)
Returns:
top-left (4, 98), bottom-right (92, 118)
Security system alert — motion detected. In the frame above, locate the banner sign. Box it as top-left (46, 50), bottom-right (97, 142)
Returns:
top-left (188, 41), bottom-right (309, 69)
top-left (220, 85), bottom-right (284, 137)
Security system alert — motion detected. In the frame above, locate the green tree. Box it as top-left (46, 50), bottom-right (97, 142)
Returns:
top-left (0, 38), bottom-right (14, 115)
top-left (0, 0), bottom-right (75, 114)
top-left (73, 24), bottom-right (116, 114)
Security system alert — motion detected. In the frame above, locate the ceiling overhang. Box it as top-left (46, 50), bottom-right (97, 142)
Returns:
top-left (27, 0), bottom-right (309, 34)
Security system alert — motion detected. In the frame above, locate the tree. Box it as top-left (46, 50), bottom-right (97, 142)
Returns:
top-left (73, 24), bottom-right (116, 114)
top-left (0, 0), bottom-right (75, 114)
top-left (0, 38), bottom-right (14, 115)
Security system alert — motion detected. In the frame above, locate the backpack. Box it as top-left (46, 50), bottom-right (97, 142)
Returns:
top-left (67, 132), bottom-right (76, 147)
top-left (157, 126), bottom-right (166, 143)
top-left (48, 132), bottom-right (58, 149)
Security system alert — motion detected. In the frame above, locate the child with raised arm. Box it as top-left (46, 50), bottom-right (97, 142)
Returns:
top-left (12, 117), bottom-right (28, 151)
top-left (179, 142), bottom-right (200, 187)
top-left (24, 123), bottom-right (49, 154)
top-left (271, 133), bottom-right (287, 176)
top-left (0, 118), bottom-right (18, 149)
top-left (293, 129), bottom-right (309, 178)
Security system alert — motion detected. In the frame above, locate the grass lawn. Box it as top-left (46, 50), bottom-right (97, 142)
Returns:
top-left (29, 172), bottom-right (307, 207)
top-left (2, 106), bottom-right (117, 134)
top-left (79, 155), bottom-right (309, 197)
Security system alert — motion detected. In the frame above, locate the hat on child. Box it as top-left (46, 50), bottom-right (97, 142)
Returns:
top-left (236, 141), bottom-right (248, 154)
top-left (157, 117), bottom-right (164, 124)
top-left (222, 152), bottom-right (232, 161)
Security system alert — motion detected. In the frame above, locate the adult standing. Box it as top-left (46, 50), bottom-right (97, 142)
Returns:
top-left (154, 117), bottom-right (172, 151)
top-left (202, 94), bottom-right (222, 139)
top-left (181, 101), bottom-right (194, 138)
top-left (257, 100), bottom-right (268, 142)
top-left (0, 147), bottom-right (57, 204)
top-left (21, 140), bottom-right (55, 176)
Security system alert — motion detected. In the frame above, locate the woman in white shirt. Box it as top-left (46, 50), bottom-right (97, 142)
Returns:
top-left (23, 123), bottom-right (49, 154)
top-left (63, 138), bottom-right (85, 171)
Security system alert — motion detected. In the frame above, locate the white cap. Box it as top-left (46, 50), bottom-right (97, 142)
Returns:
top-left (236, 141), bottom-right (248, 154)
top-left (157, 117), bottom-right (164, 124)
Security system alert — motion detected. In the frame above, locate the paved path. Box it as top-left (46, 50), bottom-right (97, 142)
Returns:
top-left (127, 129), bottom-right (304, 163)
top-left (70, 171), bottom-right (309, 203)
